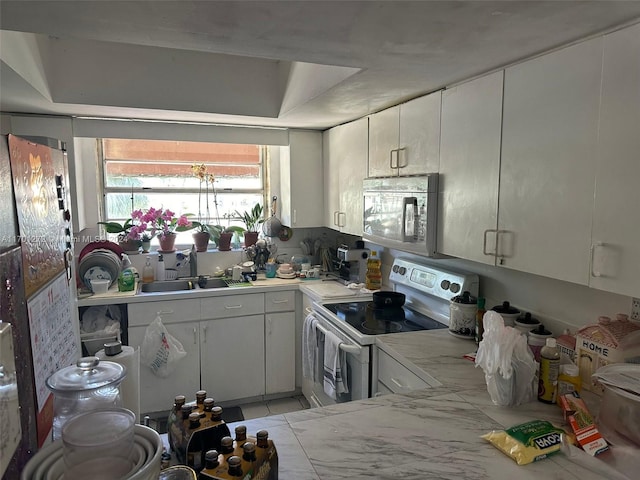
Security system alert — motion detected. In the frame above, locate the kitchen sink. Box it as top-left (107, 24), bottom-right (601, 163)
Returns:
top-left (139, 280), bottom-right (197, 293)
top-left (197, 278), bottom-right (229, 289)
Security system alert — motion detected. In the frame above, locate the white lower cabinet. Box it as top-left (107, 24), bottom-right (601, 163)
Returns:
top-left (200, 315), bottom-right (265, 403)
top-left (128, 320), bottom-right (201, 414)
top-left (265, 291), bottom-right (296, 395)
top-left (376, 349), bottom-right (433, 395)
top-left (127, 290), bottom-right (297, 414)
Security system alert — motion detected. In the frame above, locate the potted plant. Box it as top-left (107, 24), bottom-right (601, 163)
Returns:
top-left (138, 207), bottom-right (192, 253)
top-left (141, 233), bottom-right (152, 253)
top-left (235, 203), bottom-right (263, 247)
top-left (98, 217), bottom-right (145, 253)
top-left (208, 224), bottom-right (245, 251)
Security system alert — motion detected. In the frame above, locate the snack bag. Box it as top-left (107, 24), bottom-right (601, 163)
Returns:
top-left (482, 420), bottom-right (565, 465)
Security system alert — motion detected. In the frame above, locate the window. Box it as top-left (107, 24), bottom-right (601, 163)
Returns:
top-left (100, 138), bottom-right (267, 246)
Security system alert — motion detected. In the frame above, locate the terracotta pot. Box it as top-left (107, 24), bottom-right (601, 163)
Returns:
top-left (244, 231), bottom-right (259, 247)
top-left (217, 232), bottom-right (232, 251)
top-left (158, 233), bottom-right (177, 253)
top-left (118, 239), bottom-right (142, 254)
top-left (192, 231), bottom-right (210, 252)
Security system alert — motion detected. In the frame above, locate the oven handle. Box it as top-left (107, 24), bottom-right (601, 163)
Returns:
top-left (306, 308), bottom-right (363, 356)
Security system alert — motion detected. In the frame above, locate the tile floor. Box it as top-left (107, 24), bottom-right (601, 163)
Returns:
top-left (238, 395), bottom-right (310, 420)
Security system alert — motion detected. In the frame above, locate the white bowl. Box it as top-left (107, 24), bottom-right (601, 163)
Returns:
top-left (90, 279), bottom-right (110, 294)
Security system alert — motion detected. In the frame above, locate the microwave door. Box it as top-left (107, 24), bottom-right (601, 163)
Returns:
top-left (402, 197), bottom-right (418, 242)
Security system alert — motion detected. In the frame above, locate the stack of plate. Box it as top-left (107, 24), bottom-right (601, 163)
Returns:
top-left (20, 425), bottom-right (162, 480)
top-left (78, 248), bottom-right (123, 290)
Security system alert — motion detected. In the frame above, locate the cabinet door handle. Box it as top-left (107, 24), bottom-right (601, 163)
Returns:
top-left (157, 309), bottom-right (175, 316)
top-left (390, 377), bottom-right (408, 390)
top-left (267, 317), bottom-right (272, 335)
top-left (591, 241), bottom-right (604, 277)
top-left (397, 147), bottom-right (407, 169)
top-left (333, 211), bottom-right (339, 227)
top-left (193, 327), bottom-right (198, 345)
top-left (337, 211), bottom-right (346, 228)
top-left (271, 299), bottom-right (289, 304)
top-left (389, 148), bottom-right (400, 169)
top-left (224, 304), bottom-right (243, 310)
top-left (483, 229), bottom-right (498, 256)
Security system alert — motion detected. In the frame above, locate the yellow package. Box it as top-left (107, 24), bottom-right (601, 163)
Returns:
top-left (482, 420), bottom-right (565, 465)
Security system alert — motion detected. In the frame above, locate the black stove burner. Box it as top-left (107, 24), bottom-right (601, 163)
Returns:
top-left (323, 301), bottom-right (447, 335)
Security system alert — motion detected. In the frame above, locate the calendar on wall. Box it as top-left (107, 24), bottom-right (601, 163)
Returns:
top-left (27, 272), bottom-right (79, 444)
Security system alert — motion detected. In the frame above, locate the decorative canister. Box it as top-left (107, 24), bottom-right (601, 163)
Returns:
top-left (449, 291), bottom-right (478, 340)
top-left (491, 301), bottom-right (520, 327)
top-left (514, 312), bottom-right (541, 335)
top-left (46, 356), bottom-right (126, 440)
top-left (527, 324), bottom-right (553, 362)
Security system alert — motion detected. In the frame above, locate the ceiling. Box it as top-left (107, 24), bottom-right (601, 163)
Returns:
top-left (2, 1), bottom-right (640, 131)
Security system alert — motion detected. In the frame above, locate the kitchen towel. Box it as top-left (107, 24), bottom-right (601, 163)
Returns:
top-left (302, 313), bottom-right (318, 381)
top-left (323, 330), bottom-right (349, 400)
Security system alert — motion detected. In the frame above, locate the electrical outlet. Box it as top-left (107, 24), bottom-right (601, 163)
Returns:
top-left (632, 297), bottom-right (640, 321)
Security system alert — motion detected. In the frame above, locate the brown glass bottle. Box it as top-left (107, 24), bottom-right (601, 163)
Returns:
top-left (227, 456), bottom-right (243, 477)
top-left (187, 412), bottom-right (204, 471)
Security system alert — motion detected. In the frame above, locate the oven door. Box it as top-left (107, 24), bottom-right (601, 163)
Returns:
top-left (302, 307), bottom-right (370, 407)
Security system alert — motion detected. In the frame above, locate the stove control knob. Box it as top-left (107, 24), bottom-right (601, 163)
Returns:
top-left (450, 283), bottom-right (461, 294)
top-left (392, 265), bottom-right (399, 273)
top-left (440, 280), bottom-right (450, 290)
top-left (399, 267), bottom-right (407, 275)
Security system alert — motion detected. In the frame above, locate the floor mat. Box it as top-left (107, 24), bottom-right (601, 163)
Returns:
top-left (148, 406), bottom-right (245, 434)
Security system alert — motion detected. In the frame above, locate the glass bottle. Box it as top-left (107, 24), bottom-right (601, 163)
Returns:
top-left (142, 256), bottom-right (154, 283)
top-left (365, 250), bottom-right (382, 290)
top-left (475, 297), bottom-right (486, 345)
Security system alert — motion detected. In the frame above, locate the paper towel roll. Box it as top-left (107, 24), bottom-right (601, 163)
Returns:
top-left (96, 344), bottom-right (141, 422)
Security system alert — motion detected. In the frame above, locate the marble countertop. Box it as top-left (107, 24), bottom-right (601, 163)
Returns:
top-left (225, 329), bottom-right (636, 479)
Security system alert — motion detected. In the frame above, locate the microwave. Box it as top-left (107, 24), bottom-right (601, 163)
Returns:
top-left (362, 174), bottom-right (439, 256)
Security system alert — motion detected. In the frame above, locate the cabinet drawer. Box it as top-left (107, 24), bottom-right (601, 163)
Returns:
top-left (265, 291), bottom-right (296, 313)
top-left (128, 299), bottom-right (200, 327)
top-left (377, 349), bottom-right (430, 394)
top-left (201, 293), bottom-right (264, 319)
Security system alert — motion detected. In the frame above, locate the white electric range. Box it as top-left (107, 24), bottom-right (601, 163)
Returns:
top-left (299, 258), bottom-right (479, 407)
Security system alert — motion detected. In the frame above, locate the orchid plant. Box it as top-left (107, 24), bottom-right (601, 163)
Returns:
top-left (133, 207), bottom-right (192, 239)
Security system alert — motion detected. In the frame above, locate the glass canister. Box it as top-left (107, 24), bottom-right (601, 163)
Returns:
top-left (46, 356), bottom-right (126, 440)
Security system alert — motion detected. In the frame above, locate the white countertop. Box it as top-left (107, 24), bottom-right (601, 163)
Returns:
top-left (225, 330), bottom-right (636, 479)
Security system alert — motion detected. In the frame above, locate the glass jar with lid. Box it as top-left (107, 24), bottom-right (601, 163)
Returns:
top-left (46, 356), bottom-right (126, 439)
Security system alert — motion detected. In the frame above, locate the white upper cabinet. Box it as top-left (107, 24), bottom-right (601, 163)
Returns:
top-left (279, 130), bottom-right (324, 228)
top-left (438, 71), bottom-right (503, 263)
top-left (368, 92), bottom-right (441, 177)
top-left (590, 23), bottom-right (640, 297)
top-left (497, 37), bottom-right (603, 285)
top-left (323, 118), bottom-right (368, 235)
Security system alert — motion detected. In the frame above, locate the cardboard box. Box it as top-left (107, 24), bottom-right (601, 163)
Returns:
top-left (575, 315), bottom-right (640, 394)
top-left (560, 392), bottom-right (609, 456)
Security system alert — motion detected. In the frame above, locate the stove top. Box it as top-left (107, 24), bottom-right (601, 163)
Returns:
top-left (323, 301), bottom-right (447, 335)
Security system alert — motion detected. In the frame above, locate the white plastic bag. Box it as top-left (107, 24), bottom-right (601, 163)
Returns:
top-left (140, 315), bottom-right (187, 378)
top-left (475, 311), bottom-right (537, 406)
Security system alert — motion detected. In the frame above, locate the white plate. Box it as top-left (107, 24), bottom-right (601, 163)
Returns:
top-left (277, 271), bottom-right (296, 279)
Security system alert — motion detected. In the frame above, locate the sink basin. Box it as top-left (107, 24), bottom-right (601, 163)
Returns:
top-left (139, 280), bottom-right (196, 293)
top-left (197, 278), bottom-right (229, 289)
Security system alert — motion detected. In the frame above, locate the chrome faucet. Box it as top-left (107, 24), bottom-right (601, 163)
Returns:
top-left (189, 245), bottom-right (197, 277)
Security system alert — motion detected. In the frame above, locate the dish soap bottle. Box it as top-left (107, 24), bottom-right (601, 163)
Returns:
top-left (142, 256), bottom-right (155, 283)
top-left (156, 254), bottom-right (165, 281)
top-left (365, 250), bottom-right (382, 290)
top-left (538, 337), bottom-right (560, 404)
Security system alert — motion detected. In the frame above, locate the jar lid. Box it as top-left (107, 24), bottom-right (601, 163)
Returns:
top-left (528, 324), bottom-right (553, 337)
top-left (45, 356), bottom-right (125, 393)
top-left (516, 312), bottom-right (540, 325)
top-left (451, 291), bottom-right (477, 305)
top-left (492, 301), bottom-right (520, 314)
